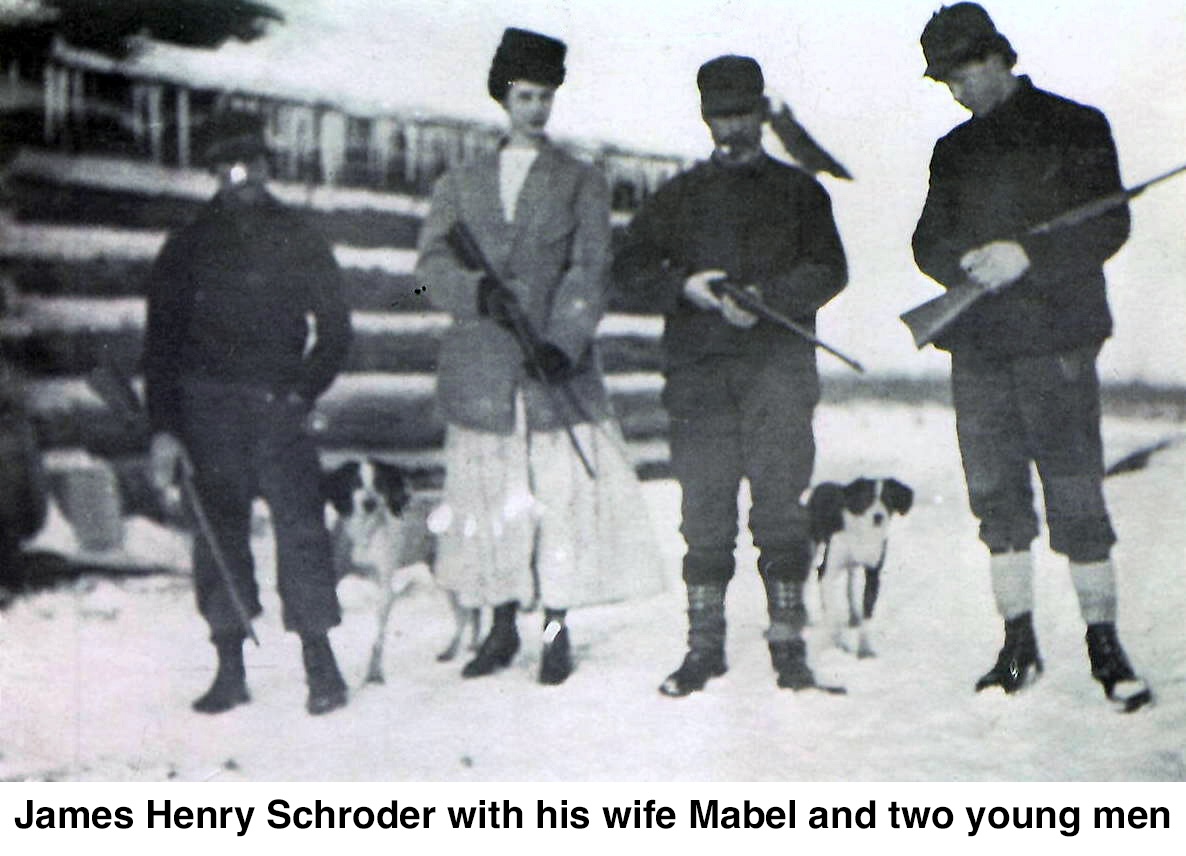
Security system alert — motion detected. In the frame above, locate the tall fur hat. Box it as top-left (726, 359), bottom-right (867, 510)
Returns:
top-left (487, 27), bottom-right (567, 102)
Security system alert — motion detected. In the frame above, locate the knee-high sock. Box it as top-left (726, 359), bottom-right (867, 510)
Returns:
top-left (1070, 559), bottom-right (1117, 625)
top-left (990, 550), bottom-right (1033, 621)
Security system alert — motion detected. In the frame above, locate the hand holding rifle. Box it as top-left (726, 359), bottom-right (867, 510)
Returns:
top-left (704, 276), bottom-right (866, 373)
top-left (445, 221), bottom-right (597, 478)
top-left (902, 162), bottom-right (1186, 348)
top-left (86, 363), bottom-right (260, 646)
top-left (960, 240), bottom-right (1031, 292)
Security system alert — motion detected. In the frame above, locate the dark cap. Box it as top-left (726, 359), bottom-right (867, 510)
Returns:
top-left (487, 27), bottom-right (567, 102)
top-left (921, 3), bottom-right (1016, 80)
top-left (697, 55), bottom-right (766, 117)
top-left (197, 110), bottom-right (269, 166)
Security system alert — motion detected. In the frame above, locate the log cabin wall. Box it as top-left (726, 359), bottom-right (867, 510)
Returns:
top-left (1, 40), bottom-right (685, 489)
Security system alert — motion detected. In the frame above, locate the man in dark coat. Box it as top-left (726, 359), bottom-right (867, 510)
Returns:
top-left (143, 111), bottom-right (353, 715)
top-left (911, 3), bottom-right (1151, 711)
top-left (614, 55), bottom-right (848, 696)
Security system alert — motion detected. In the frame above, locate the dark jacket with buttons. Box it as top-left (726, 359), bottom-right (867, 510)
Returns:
top-left (143, 190), bottom-right (352, 434)
top-left (912, 77), bottom-right (1130, 357)
top-left (612, 153), bottom-right (848, 370)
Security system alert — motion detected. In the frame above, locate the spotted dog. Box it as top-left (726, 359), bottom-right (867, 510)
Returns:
top-left (322, 459), bottom-right (479, 682)
top-left (807, 477), bottom-right (914, 658)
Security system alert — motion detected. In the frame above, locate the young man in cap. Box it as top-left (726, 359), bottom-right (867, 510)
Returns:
top-left (143, 110), bottom-right (354, 715)
top-left (911, 3), bottom-right (1151, 711)
top-left (614, 55), bottom-right (848, 696)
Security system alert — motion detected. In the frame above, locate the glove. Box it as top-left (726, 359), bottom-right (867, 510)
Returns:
top-left (682, 269), bottom-right (727, 311)
top-left (477, 276), bottom-right (520, 329)
top-left (960, 240), bottom-right (1030, 292)
top-left (719, 286), bottom-right (760, 329)
top-left (523, 342), bottom-right (577, 384)
top-left (149, 432), bottom-right (184, 492)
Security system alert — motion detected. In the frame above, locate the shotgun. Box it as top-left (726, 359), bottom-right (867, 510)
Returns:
top-left (445, 221), bottom-right (597, 479)
top-left (902, 162), bottom-right (1186, 349)
top-left (711, 278), bottom-right (866, 373)
top-left (86, 363), bottom-right (260, 646)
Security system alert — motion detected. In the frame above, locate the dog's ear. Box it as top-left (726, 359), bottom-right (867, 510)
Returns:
top-left (843, 478), bottom-right (876, 514)
top-left (808, 482), bottom-right (846, 543)
top-left (321, 461), bottom-right (359, 515)
top-left (372, 460), bottom-right (411, 514)
top-left (883, 479), bottom-right (914, 515)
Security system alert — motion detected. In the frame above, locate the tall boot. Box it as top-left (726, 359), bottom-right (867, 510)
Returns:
top-left (539, 608), bottom-right (572, 686)
top-left (764, 575), bottom-right (816, 690)
top-left (1085, 622), bottom-right (1153, 712)
top-left (462, 600), bottom-right (520, 678)
top-left (759, 546), bottom-right (819, 690)
top-left (301, 633), bottom-right (347, 715)
top-left (659, 584), bottom-right (727, 697)
top-left (975, 611), bottom-right (1043, 693)
top-left (192, 635), bottom-right (249, 714)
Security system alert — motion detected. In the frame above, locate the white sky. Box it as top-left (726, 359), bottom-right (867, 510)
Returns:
top-left (86, 1), bottom-right (1186, 383)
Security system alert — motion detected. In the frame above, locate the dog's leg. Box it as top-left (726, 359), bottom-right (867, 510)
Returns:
top-left (367, 583), bottom-right (398, 684)
top-left (819, 554), bottom-right (852, 652)
top-left (437, 590), bottom-right (468, 662)
top-left (852, 566), bottom-right (878, 659)
top-left (467, 607), bottom-right (481, 652)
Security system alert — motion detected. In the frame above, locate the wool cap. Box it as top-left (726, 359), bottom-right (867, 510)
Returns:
top-left (487, 27), bottom-right (567, 102)
top-left (198, 110), bottom-right (269, 166)
top-left (697, 55), bottom-right (766, 117)
top-left (921, 3), bottom-right (1017, 80)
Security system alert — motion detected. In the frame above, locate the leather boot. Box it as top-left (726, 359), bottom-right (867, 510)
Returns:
top-left (302, 633), bottom-right (347, 715)
top-left (462, 600), bottom-right (520, 678)
top-left (539, 610), bottom-right (572, 685)
top-left (659, 584), bottom-right (727, 697)
top-left (975, 611), bottom-right (1043, 694)
top-left (763, 575), bottom-right (817, 690)
top-left (1086, 622), bottom-right (1153, 712)
top-left (769, 637), bottom-right (816, 690)
top-left (192, 635), bottom-right (249, 714)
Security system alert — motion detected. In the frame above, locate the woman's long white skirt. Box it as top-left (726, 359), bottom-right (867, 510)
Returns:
top-left (432, 401), bottom-right (665, 610)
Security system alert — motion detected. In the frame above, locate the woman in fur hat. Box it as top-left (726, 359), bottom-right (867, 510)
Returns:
top-left (415, 27), bottom-right (663, 685)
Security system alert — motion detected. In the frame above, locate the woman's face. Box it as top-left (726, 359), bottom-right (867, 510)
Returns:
top-left (503, 80), bottom-right (556, 141)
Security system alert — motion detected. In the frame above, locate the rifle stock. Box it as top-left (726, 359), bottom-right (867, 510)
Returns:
top-left (902, 161), bottom-right (1186, 349)
top-left (899, 281), bottom-right (983, 349)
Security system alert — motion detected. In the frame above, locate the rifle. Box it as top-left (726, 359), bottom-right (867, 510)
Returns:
top-left (86, 363), bottom-right (260, 646)
top-left (445, 221), bottom-right (598, 479)
top-left (711, 279), bottom-right (866, 373)
top-left (902, 162), bottom-right (1186, 349)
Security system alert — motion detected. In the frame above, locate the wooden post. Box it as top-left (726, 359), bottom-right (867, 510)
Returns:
top-left (42, 62), bottom-right (56, 142)
top-left (69, 67), bottom-right (84, 145)
top-left (147, 83), bottom-right (163, 163)
top-left (176, 87), bottom-right (191, 168)
top-left (130, 83), bottom-right (145, 151)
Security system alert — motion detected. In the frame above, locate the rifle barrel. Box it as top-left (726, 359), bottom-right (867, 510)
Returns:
top-left (715, 280), bottom-right (865, 373)
top-left (903, 160), bottom-right (1186, 347)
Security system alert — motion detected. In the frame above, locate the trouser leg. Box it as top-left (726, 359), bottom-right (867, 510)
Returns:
top-left (952, 353), bottom-right (1041, 555)
top-left (256, 398), bottom-right (340, 636)
top-left (180, 386), bottom-right (261, 639)
top-left (1016, 348), bottom-right (1116, 563)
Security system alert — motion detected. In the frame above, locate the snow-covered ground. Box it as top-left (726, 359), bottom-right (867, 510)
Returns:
top-left (1, 402), bottom-right (1184, 782)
